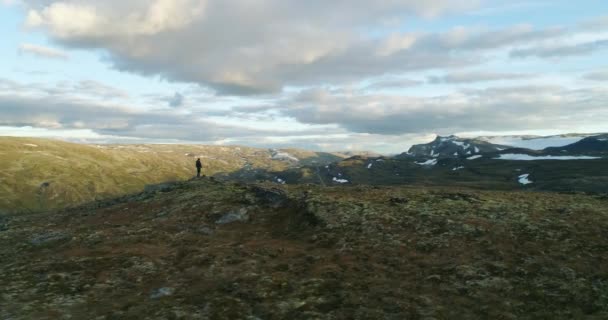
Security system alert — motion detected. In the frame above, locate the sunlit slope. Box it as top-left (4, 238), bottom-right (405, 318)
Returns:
top-left (0, 137), bottom-right (343, 213)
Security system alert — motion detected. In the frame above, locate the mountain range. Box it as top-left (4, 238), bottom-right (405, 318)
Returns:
top-left (1, 133), bottom-right (607, 213)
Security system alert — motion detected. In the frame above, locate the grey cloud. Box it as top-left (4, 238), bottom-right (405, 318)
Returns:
top-left (428, 71), bottom-right (534, 84)
top-left (0, 92), bottom-right (276, 141)
top-left (430, 24), bottom-right (565, 51)
top-left (231, 105), bottom-right (278, 114)
top-left (511, 39), bottom-right (608, 58)
top-left (168, 92), bottom-right (184, 107)
top-left (280, 86), bottom-right (608, 135)
top-left (583, 70), bottom-right (608, 81)
top-left (364, 78), bottom-right (423, 90)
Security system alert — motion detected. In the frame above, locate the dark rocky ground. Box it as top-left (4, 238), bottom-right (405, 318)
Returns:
top-left (1, 178), bottom-right (607, 319)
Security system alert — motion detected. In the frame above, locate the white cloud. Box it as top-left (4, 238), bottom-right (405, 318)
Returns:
top-left (18, 43), bottom-right (68, 59)
top-left (511, 39), bottom-right (608, 58)
top-left (280, 85), bottom-right (608, 135)
top-left (428, 71), bottom-right (534, 84)
top-left (20, 0), bottom-right (490, 95)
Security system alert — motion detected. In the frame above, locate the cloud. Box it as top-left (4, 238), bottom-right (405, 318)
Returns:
top-left (428, 71), bottom-right (534, 84)
top-left (18, 43), bottom-right (68, 59)
top-left (280, 86), bottom-right (608, 135)
top-left (168, 92), bottom-right (184, 107)
top-left (583, 70), bottom-right (608, 81)
top-left (0, 78), bottom-right (256, 141)
top-left (511, 39), bottom-right (608, 58)
top-left (364, 78), bottom-right (423, 90)
top-left (75, 80), bottom-right (129, 99)
top-left (20, 0), bottom-right (505, 95)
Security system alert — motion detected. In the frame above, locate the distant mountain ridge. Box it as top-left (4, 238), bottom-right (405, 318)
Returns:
top-left (402, 135), bottom-right (510, 159)
top-left (403, 133), bottom-right (608, 159)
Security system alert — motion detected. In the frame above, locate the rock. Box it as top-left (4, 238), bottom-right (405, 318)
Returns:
top-left (425, 275), bottom-right (442, 282)
top-left (216, 208), bottom-right (249, 225)
top-left (155, 211), bottom-right (170, 217)
top-left (29, 231), bottom-right (71, 246)
top-left (389, 197), bottom-right (409, 205)
top-left (144, 183), bottom-right (177, 194)
top-left (197, 226), bottom-right (215, 235)
top-left (150, 287), bottom-right (174, 299)
top-left (249, 186), bottom-right (289, 208)
top-left (0, 216), bottom-right (8, 232)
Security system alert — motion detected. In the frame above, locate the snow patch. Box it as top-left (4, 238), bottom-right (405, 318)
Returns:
top-left (518, 174), bottom-right (533, 185)
top-left (467, 155), bottom-right (483, 160)
top-left (276, 177), bottom-right (286, 185)
top-left (452, 166), bottom-right (465, 171)
top-left (496, 154), bottom-right (601, 161)
top-left (416, 159), bottom-right (438, 166)
top-left (482, 136), bottom-right (585, 150)
top-left (332, 177), bottom-right (349, 184)
top-left (451, 141), bottom-right (465, 147)
top-left (271, 150), bottom-right (299, 162)
top-left (367, 163), bottom-right (373, 169)
top-left (23, 144), bottom-right (38, 147)
top-left (474, 147), bottom-right (480, 153)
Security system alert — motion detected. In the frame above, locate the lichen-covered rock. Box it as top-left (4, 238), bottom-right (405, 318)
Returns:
top-left (216, 208), bottom-right (249, 224)
top-left (29, 231), bottom-right (70, 246)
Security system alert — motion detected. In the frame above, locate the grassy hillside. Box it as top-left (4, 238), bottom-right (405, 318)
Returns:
top-left (1, 179), bottom-right (607, 318)
top-left (0, 137), bottom-right (346, 213)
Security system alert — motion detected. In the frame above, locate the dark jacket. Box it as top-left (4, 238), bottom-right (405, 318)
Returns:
top-left (196, 159), bottom-right (202, 168)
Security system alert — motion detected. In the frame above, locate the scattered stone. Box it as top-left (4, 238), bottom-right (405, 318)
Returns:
top-left (197, 226), bottom-right (215, 235)
top-left (426, 275), bottom-right (442, 282)
top-left (156, 211), bottom-right (170, 217)
top-left (389, 197), bottom-right (409, 205)
top-left (29, 231), bottom-right (70, 246)
top-left (0, 216), bottom-right (8, 232)
top-left (216, 208), bottom-right (249, 224)
top-left (150, 287), bottom-right (174, 299)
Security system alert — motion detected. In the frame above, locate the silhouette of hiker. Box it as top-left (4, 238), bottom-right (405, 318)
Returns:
top-left (195, 158), bottom-right (202, 177)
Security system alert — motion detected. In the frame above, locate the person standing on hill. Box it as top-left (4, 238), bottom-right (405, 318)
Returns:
top-left (195, 158), bottom-right (202, 178)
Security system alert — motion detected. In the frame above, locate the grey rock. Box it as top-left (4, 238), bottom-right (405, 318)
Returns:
top-left (250, 186), bottom-right (289, 208)
top-left (216, 208), bottom-right (249, 225)
top-left (144, 183), bottom-right (177, 194)
top-left (0, 216), bottom-right (8, 232)
top-left (150, 287), bottom-right (174, 299)
top-left (30, 231), bottom-right (71, 246)
top-left (197, 226), bottom-right (215, 235)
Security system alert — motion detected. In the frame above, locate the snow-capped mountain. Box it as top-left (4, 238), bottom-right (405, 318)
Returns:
top-left (544, 134), bottom-right (608, 155)
top-left (403, 135), bottom-right (510, 158)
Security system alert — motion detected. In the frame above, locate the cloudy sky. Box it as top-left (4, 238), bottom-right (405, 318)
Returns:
top-left (1, 0), bottom-right (608, 153)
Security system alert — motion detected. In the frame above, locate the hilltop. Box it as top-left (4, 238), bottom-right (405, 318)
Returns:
top-left (1, 178), bottom-right (607, 319)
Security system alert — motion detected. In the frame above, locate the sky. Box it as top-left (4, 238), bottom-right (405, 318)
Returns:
top-left (1, 0), bottom-right (608, 154)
